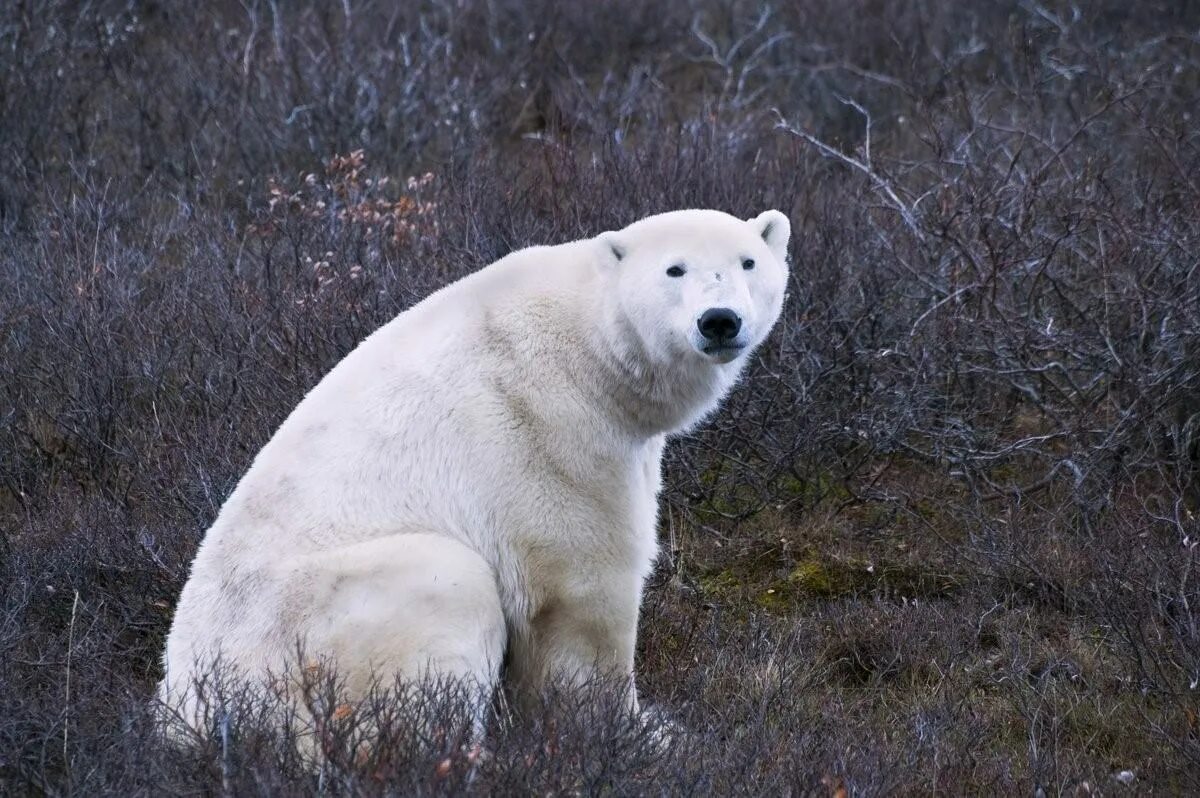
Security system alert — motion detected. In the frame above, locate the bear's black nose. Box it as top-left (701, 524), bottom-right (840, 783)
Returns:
top-left (698, 307), bottom-right (742, 342)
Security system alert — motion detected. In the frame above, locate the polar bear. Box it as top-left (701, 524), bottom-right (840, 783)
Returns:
top-left (160, 208), bottom-right (791, 732)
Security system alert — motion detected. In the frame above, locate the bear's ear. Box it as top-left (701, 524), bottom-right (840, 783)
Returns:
top-left (749, 210), bottom-right (791, 262)
top-left (596, 231), bottom-right (627, 269)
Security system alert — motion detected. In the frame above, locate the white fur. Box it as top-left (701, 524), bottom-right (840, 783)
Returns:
top-left (160, 208), bottom-right (791, 727)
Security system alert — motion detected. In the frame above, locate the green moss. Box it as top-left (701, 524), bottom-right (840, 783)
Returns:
top-left (697, 569), bottom-right (740, 599)
top-left (697, 548), bottom-right (962, 616)
top-left (788, 558), bottom-right (848, 598)
top-left (754, 589), bottom-right (787, 612)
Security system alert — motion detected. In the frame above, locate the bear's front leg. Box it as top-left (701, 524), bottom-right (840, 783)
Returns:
top-left (507, 577), bottom-right (643, 715)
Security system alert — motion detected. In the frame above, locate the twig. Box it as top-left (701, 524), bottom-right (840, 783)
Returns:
top-left (63, 590), bottom-right (81, 781)
top-left (773, 108), bottom-right (925, 242)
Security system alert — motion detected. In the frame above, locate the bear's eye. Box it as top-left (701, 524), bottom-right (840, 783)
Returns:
top-left (742, 258), bottom-right (755, 271)
top-left (666, 264), bottom-right (686, 277)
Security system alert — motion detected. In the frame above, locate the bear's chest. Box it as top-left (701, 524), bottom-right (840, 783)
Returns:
top-left (494, 438), bottom-right (663, 604)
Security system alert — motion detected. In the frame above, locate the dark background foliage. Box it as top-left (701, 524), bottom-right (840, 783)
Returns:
top-left (2, 0), bottom-right (1199, 793)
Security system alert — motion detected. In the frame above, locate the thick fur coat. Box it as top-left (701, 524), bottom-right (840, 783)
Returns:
top-left (161, 208), bottom-right (791, 727)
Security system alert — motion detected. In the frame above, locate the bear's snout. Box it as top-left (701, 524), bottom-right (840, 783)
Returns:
top-left (697, 307), bottom-right (742, 343)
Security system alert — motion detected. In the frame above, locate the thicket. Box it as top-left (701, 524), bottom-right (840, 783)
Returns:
top-left (2, 0), bottom-right (1199, 793)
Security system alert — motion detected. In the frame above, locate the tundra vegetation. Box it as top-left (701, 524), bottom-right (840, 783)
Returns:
top-left (1, 1), bottom-right (1199, 794)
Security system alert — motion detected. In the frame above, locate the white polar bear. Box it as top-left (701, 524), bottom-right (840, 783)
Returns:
top-left (160, 208), bottom-right (791, 730)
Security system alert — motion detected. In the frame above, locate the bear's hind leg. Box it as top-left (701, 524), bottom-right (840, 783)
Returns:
top-left (282, 533), bottom-right (507, 738)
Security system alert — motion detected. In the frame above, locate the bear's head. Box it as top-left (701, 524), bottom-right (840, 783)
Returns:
top-left (597, 209), bottom-right (791, 369)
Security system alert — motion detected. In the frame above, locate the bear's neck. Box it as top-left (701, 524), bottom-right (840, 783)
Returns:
top-left (485, 272), bottom-right (740, 441)
top-left (580, 301), bottom-right (739, 439)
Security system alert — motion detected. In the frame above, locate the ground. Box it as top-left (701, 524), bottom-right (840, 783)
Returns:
top-left (1, 1), bottom-right (1198, 794)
